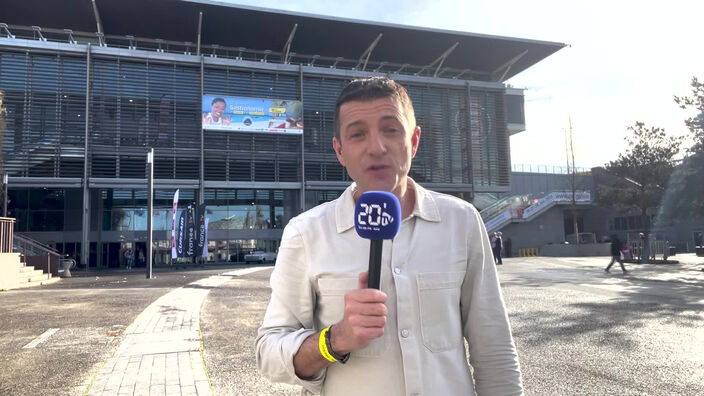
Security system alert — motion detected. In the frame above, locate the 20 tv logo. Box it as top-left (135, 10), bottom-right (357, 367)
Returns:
top-left (357, 202), bottom-right (395, 229)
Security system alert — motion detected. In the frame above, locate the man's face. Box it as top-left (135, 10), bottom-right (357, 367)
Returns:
top-left (211, 101), bottom-right (225, 121)
top-left (333, 97), bottom-right (420, 196)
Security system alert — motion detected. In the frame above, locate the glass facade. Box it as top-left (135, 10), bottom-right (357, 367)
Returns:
top-left (1, 45), bottom-right (514, 267)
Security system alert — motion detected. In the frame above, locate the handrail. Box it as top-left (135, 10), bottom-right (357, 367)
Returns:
top-left (13, 233), bottom-right (61, 257)
top-left (0, 217), bottom-right (15, 253)
top-left (480, 194), bottom-right (532, 221)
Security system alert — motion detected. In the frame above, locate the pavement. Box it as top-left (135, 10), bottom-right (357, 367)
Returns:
top-left (2, 254), bottom-right (702, 395)
top-left (88, 253), bottom-right (703, 396)
top-left (82, 267), bottom-right (267, 396)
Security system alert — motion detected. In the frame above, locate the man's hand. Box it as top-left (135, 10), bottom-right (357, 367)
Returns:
top-left (329, 271), bottom-right (388, 355)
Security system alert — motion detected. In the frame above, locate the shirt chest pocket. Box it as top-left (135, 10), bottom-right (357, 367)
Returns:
top-left (416, 271), bottom-right (465, 352)
top-left (316, 277), bottom-right (388, 358)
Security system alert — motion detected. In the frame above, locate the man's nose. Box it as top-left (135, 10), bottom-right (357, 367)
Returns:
top-left (367, 130), bottom-right (387, 155)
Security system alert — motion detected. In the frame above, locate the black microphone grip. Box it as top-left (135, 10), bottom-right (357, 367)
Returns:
top-left (368, 239), bottom-right (383, 289)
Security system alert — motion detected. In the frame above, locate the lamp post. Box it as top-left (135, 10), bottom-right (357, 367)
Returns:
top-left (147, 148), bottom-right (154, 279)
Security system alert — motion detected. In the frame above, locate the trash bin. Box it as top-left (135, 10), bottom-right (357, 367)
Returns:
top-left (60, 259), bottom-right (72, 278)
top-left (669, 246), bottom-right (676, 257)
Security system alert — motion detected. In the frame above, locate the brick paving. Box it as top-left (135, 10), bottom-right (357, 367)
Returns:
top-left (85, 267), bottom-right (267, 396)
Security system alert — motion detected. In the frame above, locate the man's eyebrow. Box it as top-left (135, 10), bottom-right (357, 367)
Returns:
top-left (343, 119), bottom-right (366, 130)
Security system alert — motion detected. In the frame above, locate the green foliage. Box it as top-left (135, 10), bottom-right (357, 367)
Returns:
top-left (598, 122), bottom-right (683, 217)
top-left (658, 76), bottom-right (704, 220)
top-left (674, 77), bottom-right (704, 153)
top-left (659, 151), bottom-right (704, 221)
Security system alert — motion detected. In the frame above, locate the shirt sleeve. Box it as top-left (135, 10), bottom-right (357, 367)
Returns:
top-left (460, 206), bottom-right (523, 396)
top-left (255, 220), bottom-right (326, 394)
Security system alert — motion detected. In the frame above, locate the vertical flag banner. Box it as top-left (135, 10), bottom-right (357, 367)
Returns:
top-left (196, 203), bottom-right (207, 257)
top-left (171, 189), bottom-right (180, 259)
top-left (186, 205), bottom-right (196, 257)
top-left (176, 209), bottom-right (187, 258)
top-left (202, 218), bottom-right (209, 258)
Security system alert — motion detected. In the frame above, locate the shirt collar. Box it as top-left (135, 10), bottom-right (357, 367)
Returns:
top-left (334, 178), bottom-right (441, 234)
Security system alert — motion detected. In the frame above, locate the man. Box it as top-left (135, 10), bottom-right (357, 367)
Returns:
top-left (492, 231), bottom-right (504, 265)
top-left (256, 77), bottom-right (522, 395)
top-left (605, 235), bottom-right (627, 274)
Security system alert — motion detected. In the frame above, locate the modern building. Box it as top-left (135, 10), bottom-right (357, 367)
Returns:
top-left (483, 165), bottom-right (703, 257)
top-left (0, 0), bottom-right (564, 268)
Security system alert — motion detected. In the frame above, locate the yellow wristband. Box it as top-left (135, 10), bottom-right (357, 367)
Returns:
top-left (319, 327), bottom-right (337, 362)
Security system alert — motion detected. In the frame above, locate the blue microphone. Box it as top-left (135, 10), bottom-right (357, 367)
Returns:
top-left (354, 191), bottom-right (402, 289)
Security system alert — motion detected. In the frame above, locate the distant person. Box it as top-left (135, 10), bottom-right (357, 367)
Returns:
top-left (492, 231), bottom-right (504, 265)
top-left (124, 248), bottom-right (134, 270)
top-left (605, 235), bottom-right (627, 274)
top-left (202, 97), bottom-right (231, 126)
top-left (138, 249), bottom-right (145, 268)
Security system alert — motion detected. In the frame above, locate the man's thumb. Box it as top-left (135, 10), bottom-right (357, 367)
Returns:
top-left (358, 271), bottom-right (369, 289)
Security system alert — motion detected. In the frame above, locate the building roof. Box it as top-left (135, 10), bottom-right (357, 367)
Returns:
top-left (0, 0), bottom-right (565, 81)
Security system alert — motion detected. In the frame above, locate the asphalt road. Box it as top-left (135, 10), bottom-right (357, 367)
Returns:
top-left (0, 265), bottom-right (252, 396)
top-left (1, 258), bottom-right (702, 395)
top-left (200, 258), bottom-right (704, 396)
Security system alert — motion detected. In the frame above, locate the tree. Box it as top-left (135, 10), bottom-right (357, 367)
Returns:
top-left (660, 76), bottom-right (704, 220)
top-left (598, 122), bottom-right (683, 261)
top-left (564, 117), bottom-right (581, 244)
top-left (674, 77), bottom-right (704, 153)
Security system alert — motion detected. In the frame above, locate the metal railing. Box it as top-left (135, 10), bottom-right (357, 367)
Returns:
top-left (13, 233), bottom-right (61, 258)
top-left (480, 194), bottom-right (532, 221)
top-left (512, 164), bottom-right (591, 175)
top-left (0, 217), bottom-right (15, 253)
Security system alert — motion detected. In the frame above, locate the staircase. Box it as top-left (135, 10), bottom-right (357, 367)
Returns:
top-left (0, 217), bottom-right (61, 290)
top-left (481, 191), bottom-right (592, 233)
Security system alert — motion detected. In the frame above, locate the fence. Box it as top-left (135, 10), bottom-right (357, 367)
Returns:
top-left (0, 217), bottom-right (15, 253)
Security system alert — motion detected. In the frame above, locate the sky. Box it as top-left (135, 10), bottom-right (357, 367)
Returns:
top-left (215, 0), bottom-right (704, 168)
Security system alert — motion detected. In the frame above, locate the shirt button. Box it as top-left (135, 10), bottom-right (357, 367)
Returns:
top-left (394, 267), bottom-right (401, 275)
top-left (401, 329), bottom-right (409, 338)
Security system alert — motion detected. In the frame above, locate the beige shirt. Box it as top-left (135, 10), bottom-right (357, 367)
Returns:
top-left (256, 181), bottom-right (522, 396)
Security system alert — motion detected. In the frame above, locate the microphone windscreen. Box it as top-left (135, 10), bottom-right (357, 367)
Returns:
top-left (354, 191), bottom-right (402, 240)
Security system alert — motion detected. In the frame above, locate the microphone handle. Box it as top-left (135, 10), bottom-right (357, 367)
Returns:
top-left (368, 239), bottom-right (383, 289)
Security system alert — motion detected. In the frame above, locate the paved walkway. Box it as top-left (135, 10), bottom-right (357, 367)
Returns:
top-left (85, 267), bottom-right (268, 396)
top-left (83, 254), bottom-right (704, 395)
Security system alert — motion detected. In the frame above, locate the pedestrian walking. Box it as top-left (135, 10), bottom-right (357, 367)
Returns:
top-left (124, 248), bottom-right (134, 270)
top-left (605, 235), bottom-right (627, 274)
top-left (492, 231), bottom-right (503, 265)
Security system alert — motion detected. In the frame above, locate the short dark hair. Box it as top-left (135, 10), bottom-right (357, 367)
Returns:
top-left (211, 97), bottom-right (225, 106)
top-left (333, 77), bottom-right (416, 141)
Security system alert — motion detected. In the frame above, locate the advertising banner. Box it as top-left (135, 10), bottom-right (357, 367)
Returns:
top-left (176, 209), bottom-right (187, 258)
top-left (202, 95), bottom-right (303, 134)
top-left (202, 218), bottom-right (209, 258)
top-left (186, 205), bottom-right (196, 257)
top-left (196, 203), bottom-right (207, 257)
top-left (171, 189), bottom-right (179, 259)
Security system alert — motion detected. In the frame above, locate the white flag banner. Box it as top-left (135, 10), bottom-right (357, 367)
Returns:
top-left (171, 189), bottom-right (180, 259)
top-left (202, 218), bottom-right (209, 258)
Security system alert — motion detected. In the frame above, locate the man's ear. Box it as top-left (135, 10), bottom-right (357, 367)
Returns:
top-left (333, 137), bottom-right (345, 166)
top-left (410, 126), bottom-right (421, 158)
